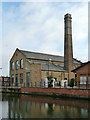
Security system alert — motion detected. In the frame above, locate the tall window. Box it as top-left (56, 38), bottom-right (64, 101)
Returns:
top-left (15, 74), bottom-right (18, 86)
top-left (80, 76), bottom-right (86, 84)
top-left (11, 62), bottom-right (14, 70)
top-left (20, 59), bottom-right (23, 69)
top-left (88, 76), bottom-right (90, 84)
top-left (20, 73), bottom-right (23, 84)
top-left (26, 72), bottom-right (30, 87)
top-left (11, 74), bottom-right (14, 84)
top-left (16, 61), bottom-right (18, 70)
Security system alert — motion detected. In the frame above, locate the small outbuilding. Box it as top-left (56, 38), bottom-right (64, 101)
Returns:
top-left (72, 61), bottom-right (90, 88)
top-left (0, 76), bottom-right (10, 87)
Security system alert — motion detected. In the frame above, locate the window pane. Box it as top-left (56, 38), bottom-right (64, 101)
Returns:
top-left (15, 74), bottom-right (18, 86)
top-left (20, 73), bottom-right (23, 84)
top-left (80, 77), bottom-right (83, 84)
top-left (83, 77), bottom-right (86, 84)
top-left (80, 77), bottom-right (82, 84)
top-left (80, 76), bottom-right (86, 84)
top-left (20, 59), bottom-right (23, 69)
top-left (12, 62), bottom-right (14, 70)
top-left (88, 77), bottom-right (90, 84)
top-left (11, 74), bottom-right (14, 84)
top-left (16, 61), bottom-right (18, 70)
top-left (26, 72), bottom-right (30, 87)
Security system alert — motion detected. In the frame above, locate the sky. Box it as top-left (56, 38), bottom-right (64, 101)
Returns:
top-left (88, 1), bottom-right (90, 61)
top-left (0, 0), bottom-right (89, 76)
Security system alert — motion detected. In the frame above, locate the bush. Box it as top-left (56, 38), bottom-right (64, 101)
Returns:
top-left (47, 75), bottom-right (53, 87)
top-left (48, 80), bottom-right (53, 87)
top-left (47, 75), bottom-right (53, 81)
top-left (70, 78), bottom-right (74, 88)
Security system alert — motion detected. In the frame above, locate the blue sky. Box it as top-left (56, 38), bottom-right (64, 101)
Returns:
top-left (0, 1), bottom-right (88, 76)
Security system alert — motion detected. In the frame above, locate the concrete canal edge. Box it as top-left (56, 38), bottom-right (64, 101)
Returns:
top-left (1, 87), bottom-right (90, 100)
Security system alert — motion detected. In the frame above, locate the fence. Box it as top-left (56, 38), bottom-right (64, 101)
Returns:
top-left (2, 81), bottom-right (90, 89)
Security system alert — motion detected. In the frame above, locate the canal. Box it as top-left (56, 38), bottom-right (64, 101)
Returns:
top-left (1, 93), bottom-right (90, 119)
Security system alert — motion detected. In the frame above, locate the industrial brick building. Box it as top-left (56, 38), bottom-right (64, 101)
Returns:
top-left (72, 61), bottom-right (90, 88)
top-left (10, 13), bottom-right (82, 87)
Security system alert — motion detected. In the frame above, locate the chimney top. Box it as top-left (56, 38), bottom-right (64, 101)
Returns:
top-left (64, 13), bottom-right (72, 19)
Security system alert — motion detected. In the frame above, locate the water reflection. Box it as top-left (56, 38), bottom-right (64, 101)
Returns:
top-left (2, 94), bottom-right (90, 118)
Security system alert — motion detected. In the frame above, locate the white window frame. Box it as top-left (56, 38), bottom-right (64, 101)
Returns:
top-left (80, 76), bottom-right (86, 84)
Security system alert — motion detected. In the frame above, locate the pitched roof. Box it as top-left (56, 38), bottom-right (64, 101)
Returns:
top-left (72, 61), bottom-right (90, 72)
top-left (41, 63), bottom-right (67, 72)
top-left (20, 49), bottom-right (81, 64)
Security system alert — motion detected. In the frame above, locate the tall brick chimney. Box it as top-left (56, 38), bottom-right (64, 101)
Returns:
top-left (64, 13), bottom-right (73, 81)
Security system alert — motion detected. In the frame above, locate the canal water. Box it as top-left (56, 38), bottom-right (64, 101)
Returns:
top-left (1, 93), bottom-right (90, 119)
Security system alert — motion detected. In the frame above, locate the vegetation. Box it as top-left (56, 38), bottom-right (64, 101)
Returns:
top-left (47, 75), bottom-right (53, 81)
top-left (47, 75), bottom-right (53, 87)
top-left (70, 78), bottom-right (75, 88)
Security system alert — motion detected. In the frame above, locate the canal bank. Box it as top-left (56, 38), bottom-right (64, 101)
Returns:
top-left (1, 87), bottom-right (90, 100)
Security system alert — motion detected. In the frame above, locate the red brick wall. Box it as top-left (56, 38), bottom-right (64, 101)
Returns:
top-left (21, 88), bottom-right (90, 96)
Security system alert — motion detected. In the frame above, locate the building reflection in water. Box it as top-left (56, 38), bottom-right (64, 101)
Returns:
top-left (2, 94), bottom-right (90, 118)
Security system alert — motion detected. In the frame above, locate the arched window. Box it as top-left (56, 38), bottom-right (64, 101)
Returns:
top-left (11, 62), bottom-right (14, 70)
top-left (16, 60), bottom-right (18, 70)
top-left (20, 59), bottom-right (23, 69)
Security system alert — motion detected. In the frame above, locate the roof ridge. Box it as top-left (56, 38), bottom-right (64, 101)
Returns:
top-left (19, 48), bottom-right (81, 63)
top-left (20, 49), bottom-right (63, 58)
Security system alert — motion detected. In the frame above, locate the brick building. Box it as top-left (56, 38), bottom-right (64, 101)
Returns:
top-left (10, 13), bottom-right (82, 87)
top-left (10, 48), bottom-right (81, 87)
top-left (72, 61), bottom-right (90, 88)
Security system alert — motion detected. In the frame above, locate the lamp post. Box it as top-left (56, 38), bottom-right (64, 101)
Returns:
top-left (0, 68), bottom-right (2, 87)
top-left (48, 59), bottom-right (52, 79)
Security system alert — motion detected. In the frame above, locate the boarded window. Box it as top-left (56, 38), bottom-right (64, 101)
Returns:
top-left (46, 72), bottom-right (49, 76)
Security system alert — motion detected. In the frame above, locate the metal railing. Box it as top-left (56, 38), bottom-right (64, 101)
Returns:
top-left (1, 81), bottom-right (90, 89)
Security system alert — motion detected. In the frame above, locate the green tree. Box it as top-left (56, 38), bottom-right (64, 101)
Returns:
top-left (47, 75), bottom-right (53, 87)
top-left (70, 78), bottom-right (75, 88)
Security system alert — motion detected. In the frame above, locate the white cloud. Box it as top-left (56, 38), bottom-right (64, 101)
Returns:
top-left (2, 2), bottom-right (88, 76)
top-left (2, 0), bottom-right (90, 2)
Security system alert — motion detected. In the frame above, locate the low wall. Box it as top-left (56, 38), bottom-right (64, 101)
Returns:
top-left (21, 87), bottom-right (90, 99)
top-left (1, 87), bottom-right (90, 99)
